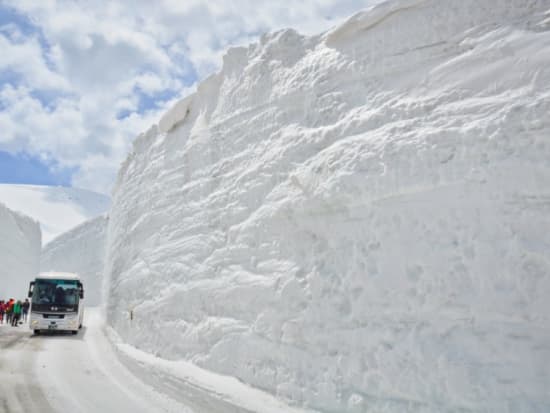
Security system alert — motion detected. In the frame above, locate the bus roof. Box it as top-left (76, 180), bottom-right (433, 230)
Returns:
top-left (37, 272), bottom-right (81, 281)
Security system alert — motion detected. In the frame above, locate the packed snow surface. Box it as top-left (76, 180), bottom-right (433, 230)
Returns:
top-left (0, 184), bottom-right (110, 244)
top-left (105, 0), bottom-right (550, 411)
top-left (0, 308), bottom-right (307, 413)
top-left (0, 202), bottom-right (41, 298)
top-left (0, 308), bottom-right (193, 413)
top-left (41, 215), bottom-right (108, 306)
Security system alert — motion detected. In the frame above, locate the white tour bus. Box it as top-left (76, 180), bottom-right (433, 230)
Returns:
top-left (28, 272), bottom-right (85, 335)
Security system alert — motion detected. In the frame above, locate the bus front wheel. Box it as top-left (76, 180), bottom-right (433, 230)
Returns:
top-left (34, 329), bottom-right (40, 335)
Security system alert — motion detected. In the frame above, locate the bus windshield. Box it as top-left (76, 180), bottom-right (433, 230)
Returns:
top-left (33, 279), bottom-right (79, 306)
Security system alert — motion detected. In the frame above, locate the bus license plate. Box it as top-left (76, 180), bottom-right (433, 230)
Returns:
top-left (48, 324), bottom-right (58, 329)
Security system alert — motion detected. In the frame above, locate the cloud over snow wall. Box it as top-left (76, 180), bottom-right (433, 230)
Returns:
top-left (105, 0), bottom-right (550, 411)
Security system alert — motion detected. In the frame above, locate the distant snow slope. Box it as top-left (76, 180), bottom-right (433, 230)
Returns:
top-left (0, 202), bottom-right (41, 298)
top-left (41, 215), bottom-right (108, 306)
top-left (105, 0), bottom-right (550, 411)
top-left (0, 184), bottom-right (110, 244)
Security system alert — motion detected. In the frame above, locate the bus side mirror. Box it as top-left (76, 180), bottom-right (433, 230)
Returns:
top-left (78, 282), bottom-right (84, 299)
top-left (28, 281), bottom-right (35, 298)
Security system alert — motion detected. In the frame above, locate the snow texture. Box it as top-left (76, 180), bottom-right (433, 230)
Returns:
top-left (107, 325), bottom-right (313, 413)
top-left (41, 215), bottom-right (108, 306)
top-left (105, 0), bottom-right (550, 411)
top-left (0, 202), bottom-right (41, 298)
top-left (0, 184), bottom-right (110, 244)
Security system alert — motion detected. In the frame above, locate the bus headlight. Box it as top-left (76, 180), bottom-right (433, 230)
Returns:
top-left (31, 320), bottom-right (38, 326)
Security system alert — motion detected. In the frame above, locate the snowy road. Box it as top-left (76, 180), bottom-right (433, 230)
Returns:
top-left (0, 321), bottom-right (52, 413)
top-left (0, 310), bottom-right (192, 413)
top-left (0, 310), bottom-right (309, 413)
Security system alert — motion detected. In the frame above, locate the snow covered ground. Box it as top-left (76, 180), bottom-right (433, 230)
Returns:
top-left (0, 308), bottom-right (311, 413)
top-left (0, 202), bottom-right (41, 298)
top-left (41, 215), bottom-right (109, 306)
top-left (0, 184), bottom-right (110, 244)
top-left (0, 309), bottom-right (188, 413)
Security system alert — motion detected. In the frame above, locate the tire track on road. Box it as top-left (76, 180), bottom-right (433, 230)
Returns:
top-left (0, 326), bottom-right (55, 413)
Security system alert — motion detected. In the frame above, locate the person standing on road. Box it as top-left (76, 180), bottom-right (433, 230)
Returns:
top-left (22, 298), bottom-right (30, 323)
top-left (6, 299), bottom-right (14, 325)
top-left (0, 300), bottom-right (5, 324)
top-left (11, 300), bottom-right (22, 326)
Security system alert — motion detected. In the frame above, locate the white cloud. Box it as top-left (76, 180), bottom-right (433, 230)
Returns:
top-left (0, 28), bottom-right (68, 90)
top-left (0, 0), bottom-right (380, 194)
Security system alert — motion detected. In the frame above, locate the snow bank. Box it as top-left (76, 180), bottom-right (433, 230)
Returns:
top-left (41, 215), bottom-right (108, 306)
top-left (107, 325), bottom-right (312, 413)
top-left (0, 184), bottom-right (110, 244)
top-left (105, 0), bottom-right (550, 411)
top-left (0, 202), bottom-right (41, 298)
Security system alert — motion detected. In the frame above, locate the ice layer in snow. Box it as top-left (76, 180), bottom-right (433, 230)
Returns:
top-left (0, 202), bottom-right (41, 298)
top-left (41, 215), bottom-right (108, 306)
top-left (105, 0), bottom-right (550, 411)
top-left (0, 184), bottom-right (110, 244)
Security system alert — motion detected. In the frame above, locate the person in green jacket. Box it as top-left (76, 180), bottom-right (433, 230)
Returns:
top-left (12, 300), bottom-right (22, 326)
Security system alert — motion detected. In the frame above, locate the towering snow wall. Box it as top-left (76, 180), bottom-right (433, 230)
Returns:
top-left (105, 0), bottom-right (550, 411)
top-left (0, 202), bottom-right (41, 298)
top-left (41, 215), bottom-right (108, 306)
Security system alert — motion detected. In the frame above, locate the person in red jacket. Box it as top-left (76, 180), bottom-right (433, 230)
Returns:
top-left (0, 300), bottom-right (5, 324)
top-left (6, 299), bottom-right (14, 325)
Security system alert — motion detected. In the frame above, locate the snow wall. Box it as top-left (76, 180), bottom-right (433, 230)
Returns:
top-left (105, 0), bottom-right (550, 411)
top-left (0, 202), bottom-right (41, 299)
top-left (41, 215), bottom-right (108, 306)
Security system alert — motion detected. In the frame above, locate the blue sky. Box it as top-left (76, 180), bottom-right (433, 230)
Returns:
top-left (0, 4), bottom-right (35, 37)
top-left (0, 150), bottom-right (74, 185)
top-left (0, 0), bottom-right (377, 194)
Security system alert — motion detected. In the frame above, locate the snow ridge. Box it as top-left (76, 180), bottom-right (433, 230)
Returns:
top-left (105, 0), bottom-right (550, 411)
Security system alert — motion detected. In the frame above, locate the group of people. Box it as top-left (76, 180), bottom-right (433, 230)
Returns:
top-left (0, 298), bottom-right (30, 326)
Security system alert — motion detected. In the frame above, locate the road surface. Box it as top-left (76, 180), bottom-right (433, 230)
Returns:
top-left (0, 310), bottom-right (192, 413)
top-left (0, 309), bottom-right (310, 413)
